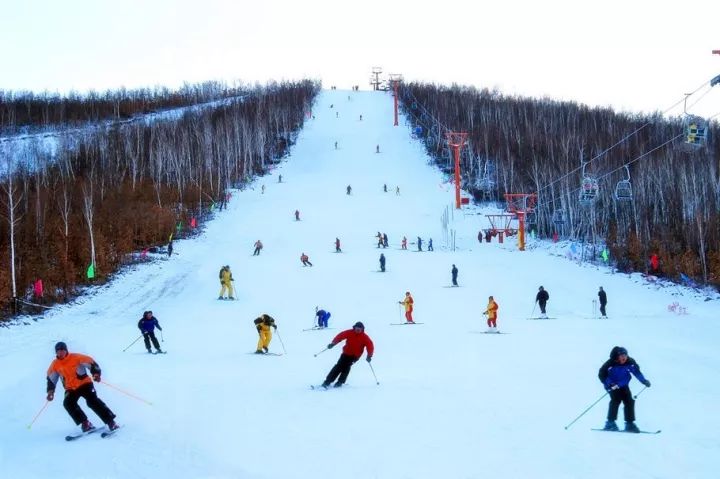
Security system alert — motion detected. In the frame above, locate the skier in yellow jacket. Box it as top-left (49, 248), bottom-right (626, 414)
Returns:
top-left (254, 314), bottom-right (277, 353)
top-left (218, 265), bottom-right (235, 300)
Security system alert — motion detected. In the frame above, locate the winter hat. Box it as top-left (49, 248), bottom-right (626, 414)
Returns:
top-left (353, 322), bottom-right (365, 330)
top-left (54, 341), bottom-right (68, 352)
top-left (610, 346), bottom-right (628, 359)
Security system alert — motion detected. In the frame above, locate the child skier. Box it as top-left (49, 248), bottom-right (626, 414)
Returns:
top-left (320, 322), bottom-right (374, 388)
top-left (254, 314), bottom-right (277, 354)
top-left (138, 311), bottom-right (163, 354)
top-left (379, 253), bottom-right (386, 272)
top-left (399, 292), bottom-right (415, 323)
top-left (598, 346), bottom-right (651, 432)
top-left (218, 265), bottom-right (235, 300)
top-left (315, 307), bottom-right (331, 328)
top-left (46, 342), bottom-right (119, 433)
top-left (483, 296), bottom-right (499, 331)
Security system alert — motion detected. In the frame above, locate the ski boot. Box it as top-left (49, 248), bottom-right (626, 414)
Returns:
top-left (108, 421), bottom-right (120, 431)
top-left (218, 296), bottom-right (224, 300)
top-left (262, 347), bottom-right (269, 353)
top-left (155, 349), bottom-right (163, 354)
top-left (333, 382), bottom-right (343, 388)
top-left (321, 382), bottom-right (330, 390)
top-left (603, 420), bottom-right (618, 431)
top-left (81, 420), bottom-right (95, 432)
top-left (147, 348), bottom-right (152, 354)
top-left (624, 421), bottom-right (640, 433)
top-left (254, 350), bottom-right (264, 354)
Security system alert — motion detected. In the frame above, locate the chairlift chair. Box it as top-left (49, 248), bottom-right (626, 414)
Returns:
top-left (684, 115), bottom-right (708, 147)
top-left (614, 166), bottom-right (633, 201)
top-left (579, 177), bottom-right (599, 206)
top-left (552, 209), bottom-right (566, 225)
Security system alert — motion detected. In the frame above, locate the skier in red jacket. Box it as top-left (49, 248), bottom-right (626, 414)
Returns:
top-left (320, 322), bottom-right (374, 388)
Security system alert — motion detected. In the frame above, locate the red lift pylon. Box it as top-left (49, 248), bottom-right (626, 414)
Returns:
top-left (445, 132), bottom-right (468, 209)
top-left (504, 193), bottom-right (537, 251)
top-left (389, 74), bottom-right (403, 126)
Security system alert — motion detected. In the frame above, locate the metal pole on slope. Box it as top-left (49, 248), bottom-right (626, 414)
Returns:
top-left (564, 391), bottom-right (608, 430)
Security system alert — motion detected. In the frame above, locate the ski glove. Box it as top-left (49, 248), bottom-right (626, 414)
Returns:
top-left (607, 384), bottom-right (619, 391)
top-left (92, 373), bottom-right (101, 382)
top-left (642, 380), bottom-right (651, 387)
top-left (366, 356), bottom-right (372, 363)
top-left (46, 391), bottom-right (54, 401)
top-left (327, 343), bottom-right (335, 349)
top-left (273, 325), bottom-right (277, 330)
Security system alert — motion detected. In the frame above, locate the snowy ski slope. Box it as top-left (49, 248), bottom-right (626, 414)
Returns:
top-left (0, 89), bottom-right (718, 479)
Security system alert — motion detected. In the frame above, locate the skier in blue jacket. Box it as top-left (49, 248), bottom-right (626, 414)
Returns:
top-left (315, 308), bottom-right (331, 329)
top-left (598, 346), bottom-right (651, 432)
top-left (138, 311), bottom-right (163, 354)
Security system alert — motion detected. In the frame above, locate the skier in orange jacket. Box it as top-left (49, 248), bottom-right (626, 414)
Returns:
top-left (484, 296), bottom-right (499, 331)
top-left (46, 342), bottom-right (119, 433)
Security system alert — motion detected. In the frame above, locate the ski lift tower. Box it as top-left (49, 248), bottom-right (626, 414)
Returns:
top-left (504, 193), bottom-right (537, 251)
top-left (389, 74), bottom-right (403, 126)
top-left (370, 67), bottom-right (383, 91)
top-left (445, 132), bottom-right (468, 209)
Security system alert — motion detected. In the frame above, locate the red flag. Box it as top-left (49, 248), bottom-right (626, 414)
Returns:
top-left (190, 217), bottom-right (197, 228)
top-left (650, 254), bottom-right (659, 271)
top-left (33, 279), bottom-right (44, 298)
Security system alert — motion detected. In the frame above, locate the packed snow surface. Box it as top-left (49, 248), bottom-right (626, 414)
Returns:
top-left (1, 90), bottom-right (718, 479)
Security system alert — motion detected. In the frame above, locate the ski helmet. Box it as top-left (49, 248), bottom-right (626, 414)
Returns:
top-left (353, 322), bottom-right (365, 330)
top-left (54, 341), bottom-right (68, 352)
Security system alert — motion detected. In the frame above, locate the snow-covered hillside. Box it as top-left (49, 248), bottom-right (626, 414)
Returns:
top-left (0, 89), bottom-right (718, 479)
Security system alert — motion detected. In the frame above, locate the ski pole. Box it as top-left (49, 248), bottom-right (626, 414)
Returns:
top-left (160, 330), bottom-right (164, 342)
top-left (122, 335), bottom-right (143, 352)
top-left (368, 361), bottom-right (380, 385)
top-left (564, 391), bottom-right (608, 430)
top-left (530, 302), bottom-right (537, 319)
top-left (633, 386), bottom-right (648, 400)
top-left (27, 400), bottom-right (50, 429)
top-left (100, 381), bottom-right (153, 406)
top-left (275, 329), bottom-right (287, 354)
top-left (314, 347), bottom-right (329, 357)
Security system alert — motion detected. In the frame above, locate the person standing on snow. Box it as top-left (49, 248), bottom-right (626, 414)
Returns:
top-left (301, 253), bottom-right (313, 267)
top-left (401, 236), bottom-right (407, 250)
top-left (278, 174), bottom-right (282, 183)
top-left (383, 184), bottom-right (387, 193)
top-left (382, 233), bottom-right (388, 248)
top-left (138, 311), bottom-right (163, 354)
top-left (428, 238), bottom-right (433, 251)
top-left (218, 265), bottom-right (235, 300)
top-left (376, 145), bottom-right (380, 154)
top-left (320, 322), bottom-right (374, 388)
top-left (598, 346), bottom-right (651, 433)
top-left (379, 253), bottom-right (386, 272)
top-left (254, 314), bottom-right (277, 354)
top-left (295, 210), bottom-right (301, 221)
top-left (376, 232), bottom-right (383, 248)
top-left (335, 238), bottom-right (342, 253)
top-left (395, 186), bottom-right (400, 195)
top-left (598, 287), bottom-right (608, 318)
top-left (167, 241), bottom-right (173, 258)
top-left (399, 291), bottom-right (415, 323)
top-left (253, 240), bottom-right (263, 256)
top-left (483, 296), bottom-right (499, 331)
top-left (417, 237), bottom-right (423, 252)
top-left (315, 307), bottom-right (331, 329)
top-left (46, 342), bottom-right (119, 433)
top-left (535, 286), bottom-right (549, 318)
top-left (346, 185), bottom-right (352, 195)
top-left (451, 264), bottom-right (459, 286)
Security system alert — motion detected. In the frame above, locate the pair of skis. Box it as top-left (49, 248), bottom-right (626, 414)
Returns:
top-left (65, 425), bottom-right (121, 441)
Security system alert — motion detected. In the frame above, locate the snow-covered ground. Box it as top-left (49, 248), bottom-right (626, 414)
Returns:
top-left (1, 89), bottom-right (718, 479)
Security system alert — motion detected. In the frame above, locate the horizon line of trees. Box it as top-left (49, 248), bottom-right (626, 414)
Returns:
top-left (1, 79), bottom-right (320, 320)
top-left (399, 82), bottom-right (720, 289)
top-left (0, 80), bottom-right (252, 132)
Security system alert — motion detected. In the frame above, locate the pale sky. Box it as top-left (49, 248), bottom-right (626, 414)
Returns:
top-left (3, 0), bottom-right (719, 117)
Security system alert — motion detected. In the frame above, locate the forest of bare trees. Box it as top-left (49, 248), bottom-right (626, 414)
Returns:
top-left (399, 83), bottom-right (720, 288)
top-left (0, 80), bottom-right (320, 319)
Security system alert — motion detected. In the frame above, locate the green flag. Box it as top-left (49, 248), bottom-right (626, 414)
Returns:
top-left (601, 249), bottom-right (609, 262)
top-left (87, 264), bottom-right (95, 279)
top-left (210, 202), bottom-right (215, 211)
top-left (176, 221), bottom-right (183, 232)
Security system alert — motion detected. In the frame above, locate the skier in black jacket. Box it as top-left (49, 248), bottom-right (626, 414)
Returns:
top-left (535, 286), bottom-right (549, 318)
top-left (379, 253), bottom-right (386, 272)
top-left (138, 311), bottom-right (163, 354)
top-left (598, 287), bottom-right (607, 318)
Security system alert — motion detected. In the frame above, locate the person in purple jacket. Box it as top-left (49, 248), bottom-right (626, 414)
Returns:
top-left (598, 346), bottom-right (651, 432)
